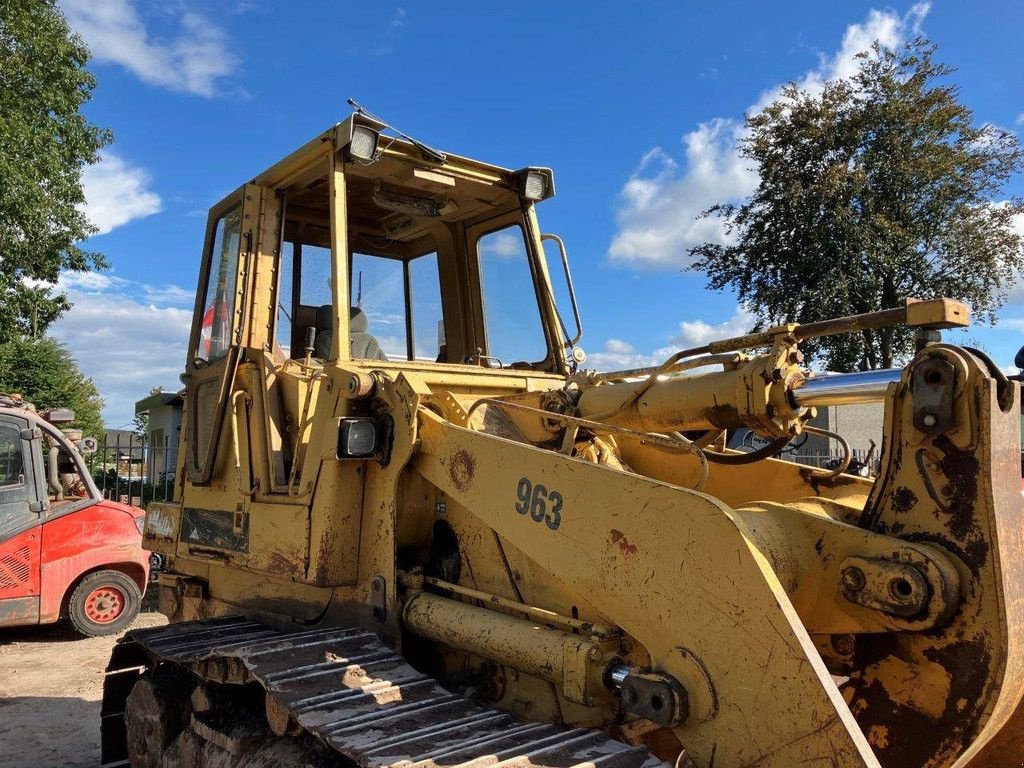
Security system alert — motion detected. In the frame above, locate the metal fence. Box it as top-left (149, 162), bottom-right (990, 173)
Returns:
top-left (736, 430), bottom-right (881, 476)
top-left (86, 432), bottom-right (179, 506)
top-left (787, 447), bottom-right (881, 476)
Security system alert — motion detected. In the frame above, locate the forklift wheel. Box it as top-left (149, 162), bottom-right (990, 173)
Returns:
top-left (68, 570), bottom-right (142, 637)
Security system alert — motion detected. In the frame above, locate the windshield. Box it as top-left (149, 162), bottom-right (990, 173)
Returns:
top-left (476, 224), bottom-right (548, 365)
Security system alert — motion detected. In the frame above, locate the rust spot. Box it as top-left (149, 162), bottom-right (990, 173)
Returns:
top-left (314, 534), bottom-right (334, 584)
top-left (610, 529), bottom-right (638, 556)
top-left (266, 551), bottom-right (301, 579)
top-left (935, 436), bottom-right (981, 540)
top-left (848, 635), bottom-right (992, 767)
top-left (892, 486), bottom-right (918, 513)
top-left (449, 449), bottom-right (476, 492)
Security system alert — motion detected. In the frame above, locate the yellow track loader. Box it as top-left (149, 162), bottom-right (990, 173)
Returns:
top-left (102, 110), bottom-right (1024, 768)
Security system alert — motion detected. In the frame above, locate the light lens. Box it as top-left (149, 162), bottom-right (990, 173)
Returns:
top-left (338, 418), bottom-right (379, 458)
top-left (350, 125), bottom-right (379, 160)
top-left (523, 171), bottom-right (547, 200)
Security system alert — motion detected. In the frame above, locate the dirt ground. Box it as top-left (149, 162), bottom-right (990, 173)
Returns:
top-left (0, 611), bottom-right (167, 768)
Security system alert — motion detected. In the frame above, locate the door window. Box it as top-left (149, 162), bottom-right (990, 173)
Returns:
top-left (197, 206), bottom-right (243, 362)
top-left (275, 241), bottom-right (295, 358)
top-left (477, 225), bottom-right (548, 364)
top-left (0, 425), bottom-right (24, 488)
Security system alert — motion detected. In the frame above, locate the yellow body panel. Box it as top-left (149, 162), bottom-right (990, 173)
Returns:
top-left (142, 118), bottom-right (1024, 768)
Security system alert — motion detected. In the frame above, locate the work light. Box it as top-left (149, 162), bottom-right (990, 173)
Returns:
top-left (512, 167), bottom-right (556, 201)
top-left (349, 125), bottom-right (380, 160)
top-left (337, 417), bottom-right (381, 459)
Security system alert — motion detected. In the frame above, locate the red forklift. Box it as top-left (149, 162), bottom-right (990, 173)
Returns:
top-left (0, 394), bottom-right (151, 636)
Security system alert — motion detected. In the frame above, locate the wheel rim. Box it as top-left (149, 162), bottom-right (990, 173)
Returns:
top-left (84, 585), bottom-right (126, 624)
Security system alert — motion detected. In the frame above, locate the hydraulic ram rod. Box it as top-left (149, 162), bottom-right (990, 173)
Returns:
top-left (790, 369), bottom-right (901, 407)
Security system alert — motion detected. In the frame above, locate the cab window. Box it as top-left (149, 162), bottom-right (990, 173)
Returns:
top-left (0, 425), bottom-right (24, 487)
top-left (197, 206), bottom-right (243, 362)
top-left (346, 250), bottom-right (442, 361)
top-left (410, 253), bottom-right (443, 361)
top-left (351, 253), bottom-right (406, 359)
top-left (477, 225), bottom-right (547, 364)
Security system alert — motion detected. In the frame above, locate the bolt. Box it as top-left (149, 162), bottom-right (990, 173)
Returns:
top-left (922, 413), bottom-right (937, 427)
top-left (622, 686), bottom-right (639, 706)
top-left (831, 634), bottom-right (856, 657)
top-left (841, 566), bottom-right (866, 592)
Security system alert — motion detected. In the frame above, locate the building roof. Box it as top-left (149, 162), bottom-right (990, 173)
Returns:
top-left (135, 390), bottom-right (184, 414)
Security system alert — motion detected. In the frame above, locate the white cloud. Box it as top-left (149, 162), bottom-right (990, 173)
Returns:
top-left (372, 7), bottom-right (409, 57)
top-left (585, 340), bottom-right (670, 372)
top-left (608, 119), bottom-right (756, 267)
top-left (585, 307), bottom-right (754, 371)
top-left (60, 0), bottom-right (237, 97)
top-left (608, 4), bottom-right (930, 269)
top-left (47, 272), bottom-right (194, 427)
top-left (480, 230), bottom-right (525, 260)
top-left (604, 339), bottom-right (635, 354)
top-left (80, 151), bottom-right (162, 236)
top-left (670, 307), bottom-right (755, 348)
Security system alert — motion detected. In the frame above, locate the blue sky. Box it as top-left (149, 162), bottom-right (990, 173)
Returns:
top-left (50, 1), bottom-right (1024, 427)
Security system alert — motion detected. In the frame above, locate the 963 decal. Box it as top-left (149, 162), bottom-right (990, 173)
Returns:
top-left (515, 477), bottom-right (562, 530)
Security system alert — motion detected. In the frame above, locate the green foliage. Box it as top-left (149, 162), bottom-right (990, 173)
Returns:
top-left (0, 0), bottom-right (111, 342)
top-left (89, 467), bottom-right (174, 506)
top-left (0, 336), bottom-right (104, 437)
top-left (132, 386), bottom-right (164, 438)
top-left (689, 39), bottom-right (1024, 370)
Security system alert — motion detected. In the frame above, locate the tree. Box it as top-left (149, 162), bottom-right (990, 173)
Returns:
top-left (0, 337), bottom-right (104, 438)
top-left (689, 39), bottom-right (1024, 371)
top-left (132, 386), bottom-right (163, 439)
top-left (0, 0), bottom-right (111, 342)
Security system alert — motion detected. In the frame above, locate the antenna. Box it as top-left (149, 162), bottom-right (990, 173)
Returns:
top-left (347, 98), bottom-right (447, 164)
top-left (357, 271), bottom-right (363, 309)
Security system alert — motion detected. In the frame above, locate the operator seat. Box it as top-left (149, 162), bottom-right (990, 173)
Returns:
top-left (313, 305), bottom-right (388, 360)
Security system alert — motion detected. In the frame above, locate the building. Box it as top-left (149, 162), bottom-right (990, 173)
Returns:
top-left (134, 390), bottom-right (184, 483)
top-left (101, 428), bottom-right (145, 478)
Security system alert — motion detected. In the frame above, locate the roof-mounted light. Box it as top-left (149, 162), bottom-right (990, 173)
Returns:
top-left (349, 124), bottom-right (380, 161)
top-left (512, 167), bottom-right (556, 202)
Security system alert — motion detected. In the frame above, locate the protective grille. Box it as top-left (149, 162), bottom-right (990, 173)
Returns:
top-left (0, 546), bottom-right (32, 589)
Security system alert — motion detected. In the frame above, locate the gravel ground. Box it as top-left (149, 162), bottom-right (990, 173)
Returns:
top-left (0, 611), bottom-right (167, 768)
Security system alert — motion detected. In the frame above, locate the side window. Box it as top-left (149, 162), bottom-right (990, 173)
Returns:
top-left (197, 206), bottom-right (243, 362)
top-left (350, 253), bottom-right (406, 360)
top-left (300, 245), bottom-right (332, 309)
top-left (410, 253), bottom-right (443, 361)
top-left (477, 225), bottom-right (548, 364)
top-left (275, 241), bottom-right (295, 358)
top-left (0, 425), bottom-right (24, 487)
